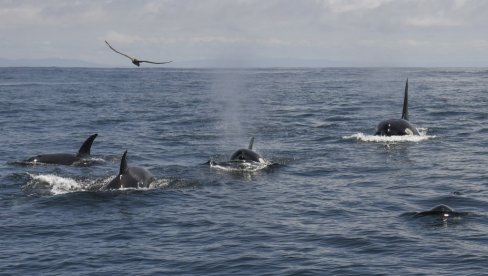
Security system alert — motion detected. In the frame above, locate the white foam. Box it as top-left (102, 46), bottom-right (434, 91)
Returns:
top-left (25, 174), bottom-right (174, 195)
top-left (210, 160), bottom-right (270, 172)
top-left (343, 130), bottom-right (435, 143)
top-left (73, 157), bottom-right (106, 166)
top-left (149, 179), bottom-right (172, 189)
top-left (86, 157), bottom-right (106, 162)
top-left (27, 173), bottom-right (85, 195)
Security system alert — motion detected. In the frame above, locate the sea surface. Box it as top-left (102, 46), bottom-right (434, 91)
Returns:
top-left (1, 67), bottom-right (487, 275)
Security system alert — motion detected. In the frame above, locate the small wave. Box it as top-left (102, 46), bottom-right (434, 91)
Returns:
top-left (24, 173), bottom-right (87, 196)
top-left (85, 157), bottom-right (106, 162)
top-left (209, 160), bottom-right (271, 172)
top-left (149, 178), bottom-right (172, 189)
top-left (106, 178), bottom-right (191, 191)
top-left (343, 130), bottom-right (434, 143)
top-left (0, 82), bottom-right (83, 86)
top-left (73, 157), bottom-right (106, 166)
top-left (23, 173), bottom-right (182, 196)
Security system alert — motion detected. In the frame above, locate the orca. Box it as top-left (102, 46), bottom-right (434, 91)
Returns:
top-left (229, 137), bottom-right (265, 163)
top-left (375, 79), bottom-right (420, 136)
top-left (26, 134), bottom-right (98, 165)
top-left (414, 204), bottom-right (467, 218)
top-left (104, 150), bottom-right (155, 190)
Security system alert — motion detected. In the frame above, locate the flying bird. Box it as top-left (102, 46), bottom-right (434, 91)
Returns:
top-left (105, 40), bottom-right (172, 67)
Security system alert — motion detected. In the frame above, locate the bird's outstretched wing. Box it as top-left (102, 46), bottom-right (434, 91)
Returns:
top-left (138, 60), bottom-right (173, 65)
top-left (105, 40), bottom-right (134, 60)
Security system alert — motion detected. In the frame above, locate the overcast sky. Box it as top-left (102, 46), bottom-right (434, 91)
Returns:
top-left (1, 0), bottom-right (487, 67)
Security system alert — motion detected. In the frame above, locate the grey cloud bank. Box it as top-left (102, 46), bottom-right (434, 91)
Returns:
top-left (1, 0), bottom-right (487, 67)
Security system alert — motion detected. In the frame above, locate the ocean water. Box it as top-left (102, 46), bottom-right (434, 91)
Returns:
top-left (1, 67), bottom-right (487, 275)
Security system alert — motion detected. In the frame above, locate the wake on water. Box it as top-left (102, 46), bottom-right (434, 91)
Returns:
top-left (24, 173), bottom-right (91, 196)
top-left (23, 173), bottom-right (173, 196)
top-left (343, 128), bottom-right (435, 143)
top-left (209, 159), bottom-right (273, 173)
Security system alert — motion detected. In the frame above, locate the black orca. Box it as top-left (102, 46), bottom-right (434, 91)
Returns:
top-left (230, 137), bottom-right (265, 163)
top-left (414, 204), bottom-right (467, 218)
top-left (26, 134), bottom-right (98, 165)
top-left (104, 150), bottom-right (155, 190)
top-left (375, 79), bottom-right (420, 136)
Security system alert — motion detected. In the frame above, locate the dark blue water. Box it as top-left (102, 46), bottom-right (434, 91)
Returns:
top-left (1, 67), bottom-right (487, 275)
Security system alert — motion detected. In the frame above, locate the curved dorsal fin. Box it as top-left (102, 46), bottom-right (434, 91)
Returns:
top-left (401, 79), bottom-right (409, 121)
top-left (248, 137), bottom-right (255, 150)
top-left (119, 150), bottom-right (128, 175)
top-left (77, 133), bottom-right (98, 157)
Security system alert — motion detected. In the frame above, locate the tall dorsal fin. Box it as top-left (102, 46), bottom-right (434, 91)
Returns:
top-left (119, 150), bottom-right (128, 175)
top-left (77, 133), bottom-right (98, 157)
top-left (248, 137), bottom-right (255, 150)
top-left (401, 79), bottom-right (409, 121)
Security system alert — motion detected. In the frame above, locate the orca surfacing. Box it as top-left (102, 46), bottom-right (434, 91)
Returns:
top-left (375, 79), bottom-right (420, 136)
top-left (229, 137), bottom-right (265, 163)
top-left (104, 150), bottom-right (155, 190)
top-left (25, 134), bottom-right (98, 165)
top-left (414, 204), bottom-right (467, 218)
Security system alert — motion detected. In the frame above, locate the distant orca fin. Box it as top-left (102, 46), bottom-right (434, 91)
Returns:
top-left (401, 79), bottom-right (409, 121)
top-left (248, 137), bottom-right (255, 150)
top-left (77, 133), bottom-right (98, 157)
top-left (119, 150), bottom-right (128, 175)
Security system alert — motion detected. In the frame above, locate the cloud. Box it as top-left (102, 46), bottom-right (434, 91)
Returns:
top-left (0, 4), bottom-right (41, 27)
top-left (0, 0), bottom-right (488, 66)
top-left (105, 32), bottom-right (145, 44)
top-left (406, 17), bottom-right (463, 27)
top-left (322, 0), bottom-right (392, 13)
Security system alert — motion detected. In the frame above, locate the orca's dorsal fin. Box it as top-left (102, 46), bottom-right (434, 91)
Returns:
top-left (401, 79), bottom-right (409, 121)
top-left (77, 133), bottom-right (98, 157)
top-left (248, 137), bottom-right (255, 150)
top-left (119, 150), bottom-right (128, 175)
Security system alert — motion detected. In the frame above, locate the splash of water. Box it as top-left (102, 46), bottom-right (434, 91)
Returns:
top-left (149, 178), bottom-right (172, 189)
top-left (209, 160), bottom-right (270, 172)
top-left (343, 128), bottom-right (434, 143)
top-left (24, 173), bottom-right (177, 196)
top-left (25, 173), bottom-right (86, 195)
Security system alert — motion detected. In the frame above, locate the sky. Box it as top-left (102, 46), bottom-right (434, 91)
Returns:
top-left (1, 0), bottom-right (487, 67)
